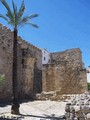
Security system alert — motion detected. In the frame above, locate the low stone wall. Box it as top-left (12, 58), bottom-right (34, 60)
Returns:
top-left (36, 91), bottom-right (75, 101)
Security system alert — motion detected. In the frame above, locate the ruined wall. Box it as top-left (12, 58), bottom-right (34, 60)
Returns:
top-left (0, 24), bottom-right (13, 101)
top-left (18, 37), bottom-right (42, 70)
top-left (42, 48), bottom-right (87, 94)
top-left (42, 64), bottom-right (55, 92)
top-left (0, 23), bottom-right (87, 101)
top-left (18, 38), bottom-right (42, 99)
top-left (51, 48), bottom-right (83, 67)
top-left (21, 49), bottom-right (36, 99)
top-left (0, 24), bottom-right (23, 101)
top-left (0, 24), bottom-right (42, 101)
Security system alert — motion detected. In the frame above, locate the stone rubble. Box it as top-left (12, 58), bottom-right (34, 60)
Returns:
top-left (65, 92), bottom-right (90, 120)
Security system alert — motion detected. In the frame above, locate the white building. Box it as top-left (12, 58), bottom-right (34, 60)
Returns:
top-left (87, 66), bottom-right (90, 83)
top-left (41, 48), bottom-right (50, 64)
top-left (87, 66), bottom-right (90, 73)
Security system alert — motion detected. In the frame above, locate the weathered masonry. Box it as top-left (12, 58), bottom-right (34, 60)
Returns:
top-left (0, 23), bottom-right (87, 101)
top-left (0, 24), bottom-right (42, 101)
top-left (42, 48), bottom-right (87, 94)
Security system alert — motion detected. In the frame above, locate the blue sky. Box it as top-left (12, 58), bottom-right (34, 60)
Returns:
top-left (0, 0), bottom-right (90, 68)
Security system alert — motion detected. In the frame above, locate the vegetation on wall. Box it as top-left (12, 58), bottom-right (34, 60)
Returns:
top-left (87, 82), bottom-right (90, 90)
top-left (0, 74), bottom-right (5, 84)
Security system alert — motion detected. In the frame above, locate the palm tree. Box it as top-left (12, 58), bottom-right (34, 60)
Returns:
top-left (0, 0), bottom-right (38, 114)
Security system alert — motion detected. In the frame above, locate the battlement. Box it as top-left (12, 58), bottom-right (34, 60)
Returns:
top-left (51, 48), bottom-right (81, 54)
top-left (0, 23), bottom-right (13, 33)
top-left (0, 23), bottom-right (41, 53)
top-left (17, 36), bottom-right (41, 52)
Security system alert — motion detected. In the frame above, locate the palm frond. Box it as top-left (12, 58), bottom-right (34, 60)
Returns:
top-left (0, 0), bottom-right (11, 12)
top-left (18, 15), bottom-right (39, 29)
top-left (1, 0), bottom-right (14, 24)
top-left (12, 0), bottom-right (18, 28)
top-left (18, 22), bottom-right (39, 29)
top-left (28, 22), bottom-right (39, 28)
top-left (28, 14), bottom-right (39, 19)
top-left (18, 14), bottom-right (39, 25)
top-left (0, 0), bottom-right (13, 17)
top-left (12, 0), bottom-right (17, 17)
top-left (0, 0), bottom-right (39, 29)
top-left (8, 21), bottom-right (15, 27)
top-left (18, 16), bottom-right (30, 27)
top-left (0, 14), bottom-right (14, 27)
top-left (0, 14), bottom-right (8, 21)
top-left (18, 0), bottom-right (25, 21)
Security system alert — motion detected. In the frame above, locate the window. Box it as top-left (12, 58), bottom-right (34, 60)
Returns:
top-left (44, 57), bottom-right (46, 61)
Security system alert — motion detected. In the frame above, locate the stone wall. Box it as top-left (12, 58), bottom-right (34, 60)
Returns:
top-left (18, 39), bottom-right (42, 99)
top-left (0, 23), bottom-right (87, 101)
top-left (0, 24), bottom-right (13, 101)
top-left (0, 24), bottom-right (42, 101)
top-left (51, 48), bottom-right (83, 67)
top-left (18, 36), bottom-right (42, 70)
top-left (42, 48), bottom-right (87, 94)
top-left (20, 47), bottom-right (42, 99)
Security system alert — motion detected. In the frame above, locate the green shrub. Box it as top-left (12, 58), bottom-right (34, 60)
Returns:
top-left (0, 74), bottom-right (5, 84)
top-left (87, 83), bottom-right (90, 90)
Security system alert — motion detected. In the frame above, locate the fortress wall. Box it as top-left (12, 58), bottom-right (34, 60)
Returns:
top-left (42, 49), bottom-right (87, 94)
top-left (51, 48), bottom-right (83, 68)
top-left (0, 23), bottom-right (87, 101)
top-left (0, 24), bottom-right (13, 101)
top-left (0, 24), bottom-right (42, 101)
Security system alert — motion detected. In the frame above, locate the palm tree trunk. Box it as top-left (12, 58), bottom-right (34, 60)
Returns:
top-left (11, 28), bottom-right (20, 115)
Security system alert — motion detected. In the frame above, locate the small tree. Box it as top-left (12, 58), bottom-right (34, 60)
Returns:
top-left (0, 74), bottom-right (5, 84)
top-left (0, 0), bottom-right (38, 114)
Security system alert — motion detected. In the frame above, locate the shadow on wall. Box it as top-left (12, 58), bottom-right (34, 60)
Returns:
top-left (33, 61), bottom-right (42, 96)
